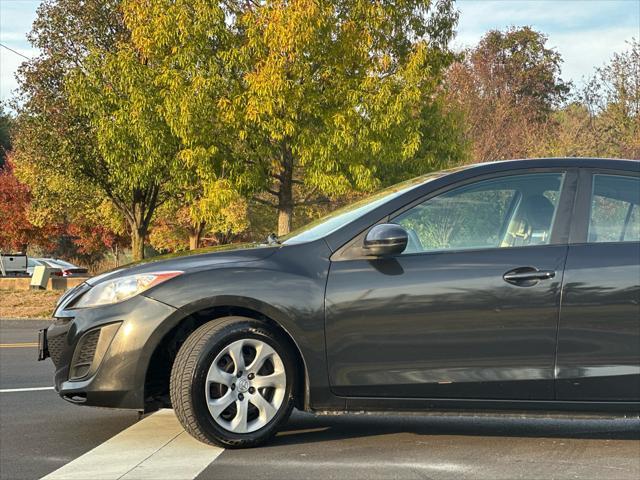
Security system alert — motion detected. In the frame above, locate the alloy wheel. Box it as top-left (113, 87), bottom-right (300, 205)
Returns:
top-left (205, 338), bottom-right (287, 433)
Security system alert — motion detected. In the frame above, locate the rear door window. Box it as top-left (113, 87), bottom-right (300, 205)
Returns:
top-left (588, 174), bottom-right (640, 243)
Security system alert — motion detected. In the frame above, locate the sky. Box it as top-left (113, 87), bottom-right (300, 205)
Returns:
top-left (0, 0), bottom-right (639, 102)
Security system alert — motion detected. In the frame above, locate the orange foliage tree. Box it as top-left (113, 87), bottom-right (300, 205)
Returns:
top-left (0, 158), bottom-right (61, 253)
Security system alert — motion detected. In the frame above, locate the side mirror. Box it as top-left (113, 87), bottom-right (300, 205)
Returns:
top-left (363, 224), bottom-right (408, 256)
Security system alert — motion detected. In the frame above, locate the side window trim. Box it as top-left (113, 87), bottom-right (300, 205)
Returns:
top-left (569, 168), bottom-right (640, 245)
top-left (621, 203), bottom-right (635, 242)
top-left (549, 168), bottom-right (577, 245)
top-left (569, 168), bottom-right (592, 244)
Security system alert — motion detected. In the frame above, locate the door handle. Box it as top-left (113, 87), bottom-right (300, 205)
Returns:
top-left (503, 267), bottom-right (556, 286)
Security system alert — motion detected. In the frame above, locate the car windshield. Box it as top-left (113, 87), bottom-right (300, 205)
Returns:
top-left (281, 172), bottom-right (447, 245)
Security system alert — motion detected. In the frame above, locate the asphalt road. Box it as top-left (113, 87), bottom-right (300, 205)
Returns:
top-left (0, 320), bottom-right (139, 480)
top-left (1, 320), bottom-right (639, 480)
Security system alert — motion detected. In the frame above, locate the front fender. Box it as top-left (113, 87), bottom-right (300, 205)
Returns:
top-left (141, 248), bottom-right (344, 410)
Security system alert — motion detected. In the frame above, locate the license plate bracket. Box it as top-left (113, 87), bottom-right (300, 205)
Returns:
top-left (38, 328), bottom-right (49, 361)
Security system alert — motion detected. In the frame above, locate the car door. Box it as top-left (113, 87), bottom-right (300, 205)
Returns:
top-left (325, 170), bottom-right (575, 400)
top-left (556, 169), bottom-right (640, 401)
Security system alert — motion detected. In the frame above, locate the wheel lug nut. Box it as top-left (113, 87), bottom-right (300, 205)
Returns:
top-left (247, 373), bottom-right (255, 380)
top-left (249, 387), bottom-right (255, 394)
top-left (237, 371), bottom-right (243, 378)
top-left (238, 393), bottom-right (244, 401)
top-left (231, 383), bottom-right (235, 390)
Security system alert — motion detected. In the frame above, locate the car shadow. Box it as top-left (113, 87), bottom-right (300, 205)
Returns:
top-left (273, 410), bottom-right (640, 445)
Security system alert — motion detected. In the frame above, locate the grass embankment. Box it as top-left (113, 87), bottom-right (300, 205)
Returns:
top-left (0, 289), bottom-right (59, 318)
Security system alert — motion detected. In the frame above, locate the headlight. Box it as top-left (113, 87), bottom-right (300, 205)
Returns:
top-left (74, 271), bottom-right (183, 308)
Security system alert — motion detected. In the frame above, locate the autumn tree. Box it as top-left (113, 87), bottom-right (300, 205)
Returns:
top-left (150, 180), bottom-right (249, 251)
top-left (448, 26), bottom-right (570, 162)
top-left (123, 0), bottom-right (253, 250)
top-left (533, 39), bottom-right (639, 159)
top-left (238, 0), bottom-right (461, 235)
top-left (65, 199), bottom-right (130, 265)
top-left (0, 158), bottom-right (60, 253)
top-left (66, 42), bottom-right (181, 260)
top-left (13, 0), bottom-right (182, 260)
top-left (124, 0), bottom-right (461, 236)
top-left (13, 0), bottom-right (126, 213)
top-left (583, 39), bottom-right (639, 159)
top-left (532, 102), bottom-right (597, 158)
top-left (0, 104), bottom-right (12, 169)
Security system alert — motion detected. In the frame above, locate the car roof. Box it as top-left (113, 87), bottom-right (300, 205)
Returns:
top-left (449, 157), bottom-right (638, 175)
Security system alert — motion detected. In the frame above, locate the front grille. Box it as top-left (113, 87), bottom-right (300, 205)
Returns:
top-left (48, 333), bottom-right (67, 368)
top-left (70, 329), bottom-right (101, 379)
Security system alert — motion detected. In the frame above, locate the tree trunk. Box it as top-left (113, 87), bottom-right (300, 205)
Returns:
top-left (188, 234), bottom-right (199, 250)
top-left (277, 206), bottom-right (292, 236)
top-left (188, 221), bottom-right (205, 250)
top-left (131, 229), bottom-right (145, 261)
top-left (114, 185), bottom-right (160, 262)
top-left (276, 146), bottom-right (294, 236)
top-left (128, 210), bottom-right (150, 261)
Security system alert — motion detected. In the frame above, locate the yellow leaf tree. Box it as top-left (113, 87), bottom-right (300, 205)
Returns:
top-left (124, 0), bottom-right (462, 236)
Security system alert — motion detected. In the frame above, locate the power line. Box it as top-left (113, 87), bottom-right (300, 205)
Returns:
top-left (0, 43), bottom-right (31, 61)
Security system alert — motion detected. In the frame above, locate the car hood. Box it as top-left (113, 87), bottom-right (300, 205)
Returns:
top-left (86, 243), bottom-right (279, 286)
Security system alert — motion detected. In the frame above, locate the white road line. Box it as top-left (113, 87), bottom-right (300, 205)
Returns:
top-left (41, 409), bottom-right (224, 480)
top-left (0, 386), bottom-right (54, 393)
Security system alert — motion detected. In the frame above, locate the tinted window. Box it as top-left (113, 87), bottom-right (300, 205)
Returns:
top-left (588, 174), bottom-right (640, 243)
top-left (393, 173), bottom-right (565, 253)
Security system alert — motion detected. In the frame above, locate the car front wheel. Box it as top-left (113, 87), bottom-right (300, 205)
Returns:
top-left (170, 317), bottom-right (296, 448)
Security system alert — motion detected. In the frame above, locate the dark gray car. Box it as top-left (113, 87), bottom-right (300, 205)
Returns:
top-left (39, 158), bottom-right (640, 448)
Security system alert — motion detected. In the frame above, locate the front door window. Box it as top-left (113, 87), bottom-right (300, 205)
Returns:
top-left (393, 173), bottom-right (565, 254)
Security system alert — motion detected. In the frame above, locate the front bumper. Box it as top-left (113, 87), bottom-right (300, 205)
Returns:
top-left (44, 291), bottom-right (177, 409)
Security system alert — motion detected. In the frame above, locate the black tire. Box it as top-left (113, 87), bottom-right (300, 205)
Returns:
top-left (170, 316), bottom-right (296, 448)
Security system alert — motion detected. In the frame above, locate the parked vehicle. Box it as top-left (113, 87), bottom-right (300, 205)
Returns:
top-left (39, 158), bottom-right (640, 448)
top-left (0, 253), bottom-right (28, 276)
top-left (29, 258), bottom-right (88, 277)
top-left (27, 258), bottom-right (54, 277)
